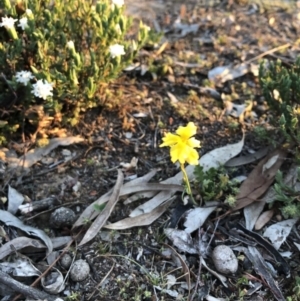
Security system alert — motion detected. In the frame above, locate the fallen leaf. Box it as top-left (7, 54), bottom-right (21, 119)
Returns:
top-left (183, 201), bottom-right (218, 233)
top-left (245, 246), bottom-right (285, 301)
top-left (255, 209), bottom-right (275, 230)
top-left (163, 243), bottom-right (191, 293)
top-left (78, 169), bottom-right (124, 246)
top-left (0, 258), bottom-right (41, 277)
top-left (73, 169), bottom-right (157, 228)
top-left (104, 198), bottom-right (174, 230)
top-left (8, 136), bottom-right (84, 170)
top-left (225, 146), bottom-right (270, 167)
top-left (0, 210), bottom-right (52, 254)
top-left (208, 63), bottom-right (258, 84)
top-left (229, 148), bottom-right (287, 213)
top-left (244, 201), bottom-right (266, 231)
top-left (164, 228), bottom-right (198, 254)
top-left (0, 237), bottom-right (45, 260)
top-left (263, 218), bottom-right (298, 250)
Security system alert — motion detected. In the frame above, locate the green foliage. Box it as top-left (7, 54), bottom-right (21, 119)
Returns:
top-left (259, 58), bottom-right (300, 157)
top-left (193, 165), bottom-right (239, 204)
top-left (273, 169), bottom-right (300, 218)
top-left (287, 276), bottom-right (300, 301)
top-left (0, 0), bottom-right (151, 139)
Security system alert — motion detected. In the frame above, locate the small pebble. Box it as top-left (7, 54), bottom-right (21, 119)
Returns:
top-left (212, 245), bottom-right (238, 274)
top-left (70, 260), bottom-right (90, 282)
top-left (60, 253), bottom-right (72, 269)
top-left (50, 207), bottom-right (76, 228)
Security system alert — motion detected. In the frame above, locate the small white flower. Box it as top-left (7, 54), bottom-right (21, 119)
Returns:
top-left (112, 0), bottom-right (124, 7)
top-left (25, 9), bottom-right (33, 16)
top-left (66, 40), bottom-right (75, 49)
top-left (0, 16), bottom-right (17, 29)
top-left (109, 44), bottom-right (125, 58)
top-left (18, 17), bottom-right (28, 30)
top-left (15, 71), bottom-right (34, 86)
top-left (31, 79), bottom-right (53, 100)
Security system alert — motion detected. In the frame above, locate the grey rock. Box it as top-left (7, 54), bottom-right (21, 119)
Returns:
top-left (212, 245), bottom-right (238, 274)
top-left (70, 260), bottom-right (90, 282)
top-left (50, 207), bottom-right (76, 228)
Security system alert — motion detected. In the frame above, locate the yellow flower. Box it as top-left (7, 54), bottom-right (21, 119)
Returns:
top-left (160, 122), bottom-right (201, 165)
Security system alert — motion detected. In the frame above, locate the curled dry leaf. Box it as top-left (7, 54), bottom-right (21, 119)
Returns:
top-left (0, 210), bottom-right (52, 254)
top-left (41, 267), bottom-right (65, 294)
top-left (0, 237), bottom-right (45, 261)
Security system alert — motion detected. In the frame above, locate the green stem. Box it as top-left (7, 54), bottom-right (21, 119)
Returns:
top-left (180, 163), bottom-right (197, 205)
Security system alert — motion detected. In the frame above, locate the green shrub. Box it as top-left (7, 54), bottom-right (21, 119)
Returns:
top-left (0, 0), bottom-right (150, 141)
top-left (259, 58), bottom-right (300, 158)
top-left (259, 57), bottom-right (300, 217)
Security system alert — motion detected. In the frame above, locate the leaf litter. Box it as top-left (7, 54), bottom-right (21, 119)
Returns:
top-left (1, 1), bottom-right (300, 300)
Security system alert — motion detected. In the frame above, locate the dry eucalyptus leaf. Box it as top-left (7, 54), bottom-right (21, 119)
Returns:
top-left (255, 209), bottom-right (275, 230)
top-left (227, 148), bottom-right (287, 214)
top-left (0, 257), bottom-right (41, 277)
top-left (164, 243), bottom-right (191, 293)
top-left (244, 201), bottom-right (266, 231)
top-left (263, 218), bottom-right (298, 250)
top-left (0, 237), bottom-right (45, 260)
top-left (8, 136), bottom-right (83, 170)
top-left (104, 198), bottom-right (174, 230)
top-left (73, 169), bottom-right (158, 228)
top-left (164, 228), bottom-right (198, 254)
top-left (0, 210), bottom-right (53, 254)
top-left (78, 169), bottom-right (124, 246)
top-left (41, 267), bottom-right (65, 294)
top-left (183, 201), bottom-right (218, 233)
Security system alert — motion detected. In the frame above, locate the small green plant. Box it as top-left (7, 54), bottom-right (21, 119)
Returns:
top-left (272, 169), bottom-right (300, 218)
top-left (0, 0), bottom-right (151, 140)
top-left (193, 165), bottom-right (239, 204)
top-left (66, 291), bottom-right (80, 301)
top-left (259, 58), bottom-right (300, 160)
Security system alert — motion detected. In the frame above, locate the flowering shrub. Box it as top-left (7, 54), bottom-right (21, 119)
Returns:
top-left (0, 0), bottom-right (150, 141)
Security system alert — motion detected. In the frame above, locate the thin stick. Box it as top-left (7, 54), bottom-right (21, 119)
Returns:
top-left (244, 43), bottom-right (291, 65)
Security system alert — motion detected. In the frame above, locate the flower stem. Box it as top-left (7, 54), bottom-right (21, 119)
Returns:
top-left (180, 163), bottom-right (197, 205)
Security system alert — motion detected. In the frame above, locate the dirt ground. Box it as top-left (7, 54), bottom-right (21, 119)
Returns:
top-left (1, 1), bottom-right (300, 300)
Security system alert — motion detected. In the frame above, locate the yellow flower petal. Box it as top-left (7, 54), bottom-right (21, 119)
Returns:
top-left (176, 122), bottom-right (197, 140)
top-left (159, 132), bottom-right (181, 147)
top-left (187, 137), bottom-right (201, 148)
top-left (186, 148), bottom-right (199, 165)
